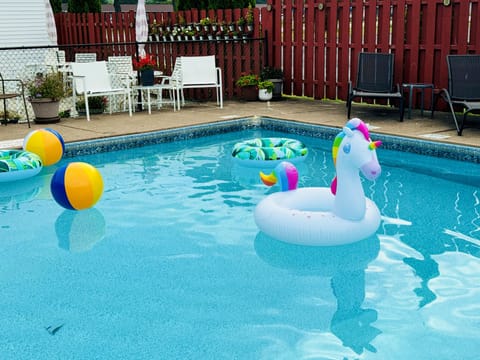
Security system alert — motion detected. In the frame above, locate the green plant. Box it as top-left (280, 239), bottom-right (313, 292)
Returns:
top-left (257, 80), bottom-right (274, 93)
top-left (199, 17), bottom-right (211, 26)
top-left (261, 66), bottom-right (284, 80)
top-left (246, 4), bottom-right (254, 25)
top-left (67, 0), bottom-right (101, 13)
top-left (235, 73), bottom-right (259, 87)
top-left (49, 0), bottom-right (62, 13)
top-left (27, 72), bottom-right (66, 101)
top-left (0, 110), bottom-right (20, 122)
top-left (76, 96), bottom-right (107, 111)
top-left (149, 20), bottom-right (158, 35)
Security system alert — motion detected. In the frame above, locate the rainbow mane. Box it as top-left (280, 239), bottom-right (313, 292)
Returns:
top-left (330, 118), bottom-right (372, 195)
top-left (332, 118), bottom-right (371, 167)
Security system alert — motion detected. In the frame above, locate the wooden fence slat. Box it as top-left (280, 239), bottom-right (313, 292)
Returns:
top-left (325, 1), bottom-right (338, 99)
top-left (303, 0), bottom-right (315, 98)
top-left (283, 0), bottom-right (294, 96)
top-left (338, 2), bottom-right (350, 99)
top-left (313, 1), bottom-right (326, 99)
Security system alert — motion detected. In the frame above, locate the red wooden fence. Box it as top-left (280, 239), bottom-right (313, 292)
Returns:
top-left (55, 0), bottom-right (480, 108)
top-left (267, 0), bottom-right (480, 110)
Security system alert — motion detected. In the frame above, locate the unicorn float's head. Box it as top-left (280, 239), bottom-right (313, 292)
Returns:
top-left (329, 118), bottom-right (382, 221)
top-left (330, 118), bottom-right (382, 195)
top-left (260, 161), bottom-right (299, 191)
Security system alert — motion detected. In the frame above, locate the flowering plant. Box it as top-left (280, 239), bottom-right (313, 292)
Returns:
top-left (27, 72), bottom-right (66, 101)
top-left (133, 54), bottom-right (156, 71)
top-left (235, 73), bottom-right (259, 87)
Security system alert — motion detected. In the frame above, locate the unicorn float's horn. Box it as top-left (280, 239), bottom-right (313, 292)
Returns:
top-left (259, 161), bottom-right (299, 192)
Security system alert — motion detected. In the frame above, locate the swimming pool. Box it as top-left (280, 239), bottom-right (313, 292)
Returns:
top-left (1, 118), bottom-right (480, 359)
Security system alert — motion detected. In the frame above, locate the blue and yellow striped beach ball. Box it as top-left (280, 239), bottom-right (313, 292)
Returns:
top-left (23, 128), bottom-right (65, 166)
top-left (50, 162), bottom-right (104, 210)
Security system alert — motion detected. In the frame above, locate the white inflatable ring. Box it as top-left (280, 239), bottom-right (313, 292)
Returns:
top-left (254, 187), bottom-right (381, 246)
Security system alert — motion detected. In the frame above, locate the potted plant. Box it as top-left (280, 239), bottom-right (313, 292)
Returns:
top-left (261, 66), bottom-right (284, 100)
top-left (246, 4), bottom-right (254, 31)
top-left (133, 54), bottom-right (157, 86)
top-left (148, 20), bottom-right (158, 41)
top-left (235, 73), bottom-right (259, 101)
top-left (257, 80), bottom-right (274, 101)
top-left (0, 110), bottom-right (20, 124)
top-left (236, 17), bottom-right (245, 32)
top-left (199, 17), bottom-right (211, 32)
top-left (27, 71), bottom-right (66, 123)
top-left (76, 96), bottom-right (107, 115)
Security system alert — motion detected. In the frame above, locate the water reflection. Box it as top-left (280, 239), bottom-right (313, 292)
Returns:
top-left (254, 233), bottom-right (381, 355)
top-left (55, 208), bottom-right (106, 252)
top-left (0, 168), bottom-right (53, 210)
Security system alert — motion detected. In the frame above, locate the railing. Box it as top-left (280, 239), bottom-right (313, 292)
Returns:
top-left (0, 37), bottom-right (264, 121)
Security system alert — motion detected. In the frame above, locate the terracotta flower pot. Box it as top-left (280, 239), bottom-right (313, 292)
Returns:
top-left (240, 85), bottom-right (258, 101)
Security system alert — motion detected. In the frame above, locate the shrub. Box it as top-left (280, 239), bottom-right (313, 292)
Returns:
top-left (235, 73), bottom-right (259, 87)
top-left (76, 96), bottom-right (107, 112)
top-left (261, 66), bottom-right (284, 80)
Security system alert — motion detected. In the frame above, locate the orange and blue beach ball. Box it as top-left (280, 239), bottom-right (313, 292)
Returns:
top-left (51, 162), bottom-right (104, 210)
top-left (23, 128), bottom-right (65, 166)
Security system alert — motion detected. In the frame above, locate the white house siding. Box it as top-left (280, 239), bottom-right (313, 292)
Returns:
top-left (0, 1), bottom-right (58, 121)
top-left (0, 0), bottom-right (52, 48)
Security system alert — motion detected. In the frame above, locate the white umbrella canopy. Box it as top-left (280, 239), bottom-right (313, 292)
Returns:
top-left (45, 0), bottom-right (57, 45)
top-left (136, 0), bottom-right (148, 57)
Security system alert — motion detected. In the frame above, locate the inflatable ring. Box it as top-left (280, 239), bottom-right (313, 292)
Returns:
top-left (0, 150), bottom-right (43, 182)
top-left (232, 137), bottom-right (308, 167)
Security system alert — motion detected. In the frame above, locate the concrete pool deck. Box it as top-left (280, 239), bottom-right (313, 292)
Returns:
top-left (1, 98), bottom-right (480, 149)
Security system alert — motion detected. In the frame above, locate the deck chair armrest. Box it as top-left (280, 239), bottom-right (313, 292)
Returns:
top-left (70, 75), bottom-right (87, 94)
top-left (114, 71), bottom-right (135, 80)
top-left (157, 75), bottom-right (173, 85)
top-left (216, 67), bottom-right (222, 83)
top-left (438, 88), bottom-right (452, 103)
top-left (2, 78), bottom-right (26, 89)
top-left (2, 78), bottom-right (24, 84)
top-left (110, 73), bottom-right (132, 89)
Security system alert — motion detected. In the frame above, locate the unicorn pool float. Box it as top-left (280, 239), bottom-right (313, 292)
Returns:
top-left (254, 118), bottom-right (382, 246)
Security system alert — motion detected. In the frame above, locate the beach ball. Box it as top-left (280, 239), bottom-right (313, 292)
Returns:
top-left (51, 162), bottom-right (103, 210)
top-left (23, 128), bottom-right (65, 166)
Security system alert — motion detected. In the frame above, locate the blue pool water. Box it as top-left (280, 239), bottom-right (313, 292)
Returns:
top-left (1, 124), bottom-right (480, 359)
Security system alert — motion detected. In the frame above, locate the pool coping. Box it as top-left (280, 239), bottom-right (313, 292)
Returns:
top-left (65, 116), bottom-right (480, 164)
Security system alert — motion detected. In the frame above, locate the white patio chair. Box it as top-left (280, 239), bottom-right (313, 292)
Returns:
top-left (177, 55), bottom-right (223, 109)
top-left (70, 61), bottom-right (132, 121)
top-left (108, 56), bottom-right (137, 111)
top-left (154, 57), bottom-right (182, 111)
